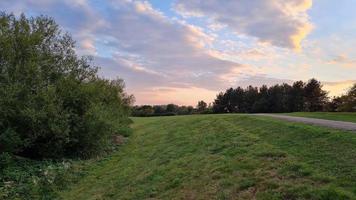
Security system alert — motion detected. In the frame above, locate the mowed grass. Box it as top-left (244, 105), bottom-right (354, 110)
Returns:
top-left (60, 114), bottom-right (356, 199)
top-left (283, 112), bottom-right (356, 123)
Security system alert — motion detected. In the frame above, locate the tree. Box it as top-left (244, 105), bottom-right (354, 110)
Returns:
top-left (132, 104), bottom-right (195, 116)
top-left (153, 105), bottom-right (165, 115)
top-left (337, 84), bottom-right (356, 111)
top-left (197, 100), bottom-right (208, 113)
top-left (166, 104), bottom-right (178, 113)
top-left (244, 86), bottom-right (259, 113)
top-left (187, 106), bottom-right (194, 114)
top-left (233, 87), bottom-right (245, 112)
top-left (325, 96), bottom-right (343, 112)
top-left (252, 85), bottom-right (269, 113)
top-left (304, 79), bottom-right (328, 112)
top-left (281, 83), bottom-right (293, 112)
top-left (211, 78), bottom-right (330, 114)
top-left (344, 84), bottom-right (356, 111)
top-left (0, 13), bottom-right (133, 159)
top-left (290, 81), bottom-right (305, 112)
top-left (267, 85), bottom-right (285, 113)
top-left (132, 105), bottom-right (154, 116)
top-left (213, 92), bottom-right (227, 113)
top-left (224, 88), bottom-right (237, 112)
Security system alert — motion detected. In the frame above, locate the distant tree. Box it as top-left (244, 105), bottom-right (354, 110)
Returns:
top-left (304, 79), bottom-right (328, 112)
top-left (233, 87), bottom-right (245, 112)
top-left (290, 81), bottom-right (305, 112)
top-left (223, 88), bottom-right (238, 113)
top-left (325, 96), bottom-right (343, 112)
top-left (153, 105), bottom-right (166, 115)
top-left (244, 86), bottom-right (259, 113)
top-left (197, 100), bottom-right (208, 113)
top-left (141, 105), bottom-right (155, 116)
top-left (337, 84), bottom-right (356, 111)
top-left (132, 104), bottom-right (195, 116)
top-left (267, 85), bottom-right (285, 113)
top-left (345, 84), bottom-right (356, 111)
top-left (211, 78), bottom-right (331, 114)
top-left (177, 106), bottom-right (190, 115)
top-left (281, 83), bottom-right (293, 112)
top-left (166, 104), bottom-right (178, 113)
top-left (213, 92), bottom-right (228, 113)
top-left (187, 106), bottom-right (194, 114)
top-left (252, 85), bottom-right (269, 113)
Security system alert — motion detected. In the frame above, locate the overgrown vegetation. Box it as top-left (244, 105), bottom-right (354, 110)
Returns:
top-left (61, 115), bottom-right (356, 199)
top-left (0, 13), bottom-right (133, 198)
top-left (0, 152), bottom-right (93, 199)
top-left (0, 13), bottom-right (133, 159)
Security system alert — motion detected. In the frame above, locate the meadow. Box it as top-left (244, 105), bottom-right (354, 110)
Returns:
top-left (2, 9), bottom-right (356, 200)
top-left (60, 114), bottom-right (356, 199)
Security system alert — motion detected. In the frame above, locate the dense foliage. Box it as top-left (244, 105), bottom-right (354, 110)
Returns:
top-left (0, 152), bottom-right (90, 199)
top-left (329, 84), bottom-right (356, 112)
top-left (0, 13), bottom-right (133, 159)
top-left (212, 79), bottom-right (329, 113)
top-left (131, 101), bottom-right (213, 117)
top-left (132, 104), bottom-right (194, 117)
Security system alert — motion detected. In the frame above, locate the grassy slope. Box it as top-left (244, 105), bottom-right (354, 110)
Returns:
top-left (283, 112), bottom-right (356, 123)
top-left (61, 114), bottom-right (356, 200)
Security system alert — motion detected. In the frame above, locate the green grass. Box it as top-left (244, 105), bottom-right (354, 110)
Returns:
top-left (282, 112), bottom-right (356, 123)
top-left (60, 114), bottom-right (356, 199)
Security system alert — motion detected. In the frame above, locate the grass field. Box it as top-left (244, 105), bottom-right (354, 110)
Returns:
top-left (283, 112), bottom-right (356, 123)
top-left (60, 114), bottom-right (356, 200)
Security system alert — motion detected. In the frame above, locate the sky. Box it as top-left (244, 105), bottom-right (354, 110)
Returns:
top-left (2, 0), bottom-right (356, 105)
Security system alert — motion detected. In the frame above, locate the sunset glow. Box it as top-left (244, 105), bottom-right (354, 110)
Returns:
top-left (3, 0), bottom-right (355, 105)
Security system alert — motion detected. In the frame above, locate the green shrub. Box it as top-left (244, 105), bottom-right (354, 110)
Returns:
top-left (0, 154), bottom-right (91, 199)
top-left (0, 13), bottom-right (133, 159)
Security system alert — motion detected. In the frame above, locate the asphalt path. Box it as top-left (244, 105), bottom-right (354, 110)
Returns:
top-left (254, 114), bottom-right (356, 131)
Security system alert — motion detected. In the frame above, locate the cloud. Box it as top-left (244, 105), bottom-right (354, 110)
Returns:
top-left (234, 76), bottom-right (294, 88)
top-left (1, 0), bottom-right (246, 100)
top-left (219, 76), bottom-right (356, 99)
top-left (96, 1), bottom-right (244, 91)
top-left (327, 54), bottom-right (356, 67)
top-left (323, 80), bottom-right (356, 97)
top-left (175, 0), bottom-right (313, 50)
top-left (3, 0), bottom-right (351, 105)
top-left (80, 38), bottom-right (97, 55)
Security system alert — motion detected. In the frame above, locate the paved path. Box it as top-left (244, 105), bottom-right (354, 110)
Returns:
top-left (254, 114), bottom-right (356, 131)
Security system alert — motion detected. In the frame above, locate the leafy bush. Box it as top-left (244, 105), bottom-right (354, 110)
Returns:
top-left (0, 154), bottom-right (91, 199)
top-left (0, 13), bottom-right (133, 159)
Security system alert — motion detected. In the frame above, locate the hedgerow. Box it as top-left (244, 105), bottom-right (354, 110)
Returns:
top-left (0, 13), bottom-right (133, 159)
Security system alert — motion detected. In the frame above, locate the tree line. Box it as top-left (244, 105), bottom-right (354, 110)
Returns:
top-left (132, 101), bottom-right (212, 117)
top-left (212, 79), bottom-right (356, 113)
top-left (133, 78), bottom-right (356, 117)
top-left (213, 79), bottom-right (325, 113)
